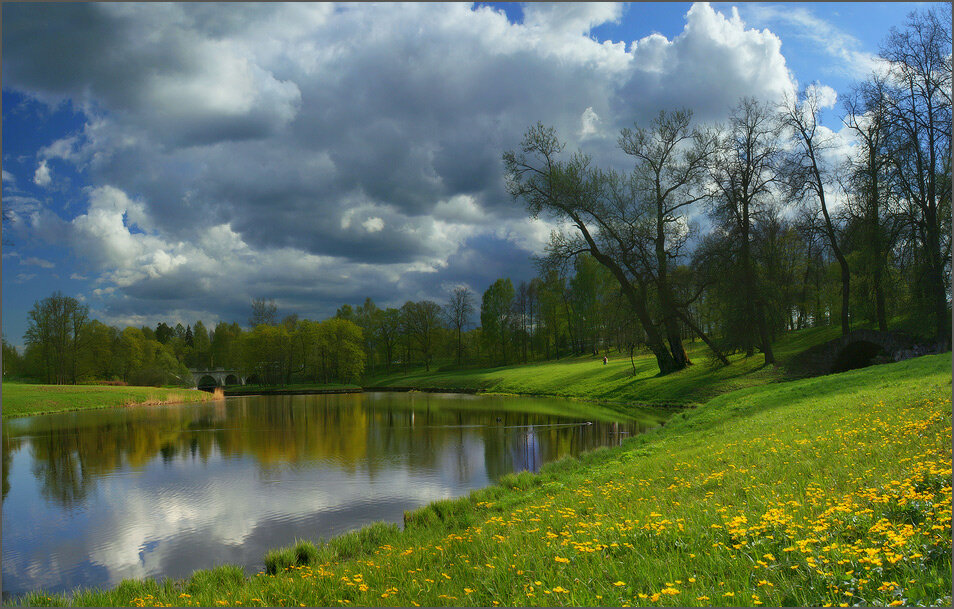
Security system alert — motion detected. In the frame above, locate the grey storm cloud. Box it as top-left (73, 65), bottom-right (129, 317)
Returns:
top-left (3, 2), bottom-right (799, 325)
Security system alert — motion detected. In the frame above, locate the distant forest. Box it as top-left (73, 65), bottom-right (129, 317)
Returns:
top-left (3, 6), bottom-right (949, 386)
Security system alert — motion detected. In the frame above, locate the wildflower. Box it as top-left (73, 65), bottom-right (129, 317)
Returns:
top-left (554, 556), bottom-right (570, 563)
top-left (613, 581), bottom-right (626, 587)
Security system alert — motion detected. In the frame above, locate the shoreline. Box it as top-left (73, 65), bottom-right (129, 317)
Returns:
top-left (7, 353), bottom-right (951, 607)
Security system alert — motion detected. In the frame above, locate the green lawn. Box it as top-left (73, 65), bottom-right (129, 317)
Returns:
top-left (367, 326), bottom-right (843, 407)
top-left (18, 352), bottom-right (951, 607)
top-left (1, 383), bottom-right (216, 418)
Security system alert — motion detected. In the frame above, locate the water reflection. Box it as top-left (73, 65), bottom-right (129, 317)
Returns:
top-left (2, 392), bottom-right (659, 596)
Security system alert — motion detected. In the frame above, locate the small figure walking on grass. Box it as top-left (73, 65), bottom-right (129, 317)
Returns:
top-left (602, 355), bottom-right (608, 365)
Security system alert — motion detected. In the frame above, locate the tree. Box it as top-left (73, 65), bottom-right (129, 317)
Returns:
top-left (505, 123), bottom-right (726, 374)
top-left (481, 278), bottom-right (515, 364)
top-left (249, 298), bottom-right (278, 327)
top-left (2, 338), bottom-right (22, 378)
top-left (842, 76), bottom-right (900, 331)
top-left (191, 321), bottom-right (212, 369)
top-left (23, 292), bottom-right (90, 384)
top-left (403, 300), bottom-right (443, 371)
top-left (78, 320), bottom-right (118, 380)
top-left (155, 322), bottom-right (174, 344)
top-left (618, 108), bottom-right (718, 368)
top-left (319, 318), bottom-right (366, 383)
top-left (117, 327), bottom-right (144, 382)
top-left (706, 97), bottom-right (784, 362)
top-left (445, 286), bottom-right (475, 366)
top-left (880, 5), bottom-right (952, 343)
top-left (211, 322), bottom-right (243, 369)
top-left (378, 308), bottom-right (402, 374)
top-left (781, 90), bottom-right (851, 340)
top-left (355, 298), bottom-right (382, 373)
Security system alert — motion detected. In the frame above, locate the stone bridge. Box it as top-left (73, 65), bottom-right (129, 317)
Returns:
top-left (189, 368), bottom-right (246, 388)
top-left (789, 329), bottom-right (937, 376)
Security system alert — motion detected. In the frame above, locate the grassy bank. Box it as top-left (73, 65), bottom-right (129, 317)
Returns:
top-left (1, 383), bottom-right (217, 418)
top-left (19, 352), bottom-right (951, 607)
top-left (368, 326), bottom-right (841, 407)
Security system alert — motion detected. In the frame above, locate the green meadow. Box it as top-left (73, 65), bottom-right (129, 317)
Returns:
top-left (15, 350), bottom-right (951, 607)
top-left (1, 383), bottom-right (216, 418)
top-left (368, 326), bottom-right (842, 406)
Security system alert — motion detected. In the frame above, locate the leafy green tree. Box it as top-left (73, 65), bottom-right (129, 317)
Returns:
top-left (191, 321), bottom-right (212, 369)
top-left (481, 278), bottom-right (515, 364)
top-left (211, 322), bottom-right (243, 369)
top-left (117, 327), bottom-right (145, 382)
top-left (319, 318), bottom-right (365, 383)
top-left (155, 322), bottom-right (174, 344)
top-left (2, 338), bottom-right (22, 378)
top-left (355, 298), bottom-right (382, 373)
top-left (78, 320), bottom-right (118, 380)
top-left (23, 291), bottom-right (90, 384)
top-left (378, 308), bottom-right (402, 374)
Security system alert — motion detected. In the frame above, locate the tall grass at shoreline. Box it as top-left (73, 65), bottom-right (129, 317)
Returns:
top-left (16, 352), bottom-right (951, 607)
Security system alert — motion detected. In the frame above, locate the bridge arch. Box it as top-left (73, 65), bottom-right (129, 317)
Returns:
top-left (197, 375), bottom-right (219, 389)
top-left (790, 329), bottom-right (919, 376)
top-left (831, 340), bottom-right (889, 373)
top-left (189, 368), bottom-right (246, 389)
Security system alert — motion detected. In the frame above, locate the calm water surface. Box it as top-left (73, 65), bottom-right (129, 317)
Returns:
top-left (1, 392), bottom-right (660, 596)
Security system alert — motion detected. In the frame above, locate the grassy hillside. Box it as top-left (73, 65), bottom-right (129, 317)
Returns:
top-left (1, 383), bottom-right (217, 418)
top-left (21, 352), bottom-right (951, 607)
top-left (368, 326), bottom-right (842, 407)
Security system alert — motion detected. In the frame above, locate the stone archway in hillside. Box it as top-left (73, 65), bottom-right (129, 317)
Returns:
top-left (789, 329), bottom-right (919, 377)
top-left (830, 340), bottom-right (890, 373)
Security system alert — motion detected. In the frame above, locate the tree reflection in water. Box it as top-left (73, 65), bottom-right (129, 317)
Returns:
top-left (2, 392), bottom-right (660, 596)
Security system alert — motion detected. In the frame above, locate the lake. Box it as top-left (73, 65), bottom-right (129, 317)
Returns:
top-left (1, 391), bottom-right (661, 597)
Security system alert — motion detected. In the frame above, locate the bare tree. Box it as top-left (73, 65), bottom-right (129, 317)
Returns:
top-left (842, 76), bottom-right (903, 331)
top-left (880, 5), bottom-right (952, 344)
top-left (504, 121), bottom-right (727, 375)
top-left (445, 286), bottom-right (475, 366)
top-left (619, 108), bottom-right (721, 368)
top-left (403, 300), bottom-right (443, 371)
top-left (249, 298), bottom-right (278, 327)
top-left (709, 97), bottom-right (782, 362)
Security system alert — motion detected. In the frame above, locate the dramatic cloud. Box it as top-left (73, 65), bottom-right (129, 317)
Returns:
top-left (2, 2), bottom-right (803, 326)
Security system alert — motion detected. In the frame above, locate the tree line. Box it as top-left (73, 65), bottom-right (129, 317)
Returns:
top-left (4, 295), bottom-right (368, 386)
top-left (504, 6), bottom-right (950, 374)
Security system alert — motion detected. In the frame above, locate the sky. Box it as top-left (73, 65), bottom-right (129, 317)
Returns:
top-left (1, 2), bottom-right (940, 348)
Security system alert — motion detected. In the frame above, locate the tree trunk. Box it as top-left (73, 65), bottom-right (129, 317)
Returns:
top-left (674, 309), bottom-right (729, 365)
